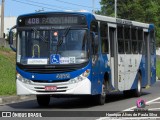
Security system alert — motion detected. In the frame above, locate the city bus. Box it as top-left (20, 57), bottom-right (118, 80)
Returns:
top-left (9, 12), bottom-right (156, 106)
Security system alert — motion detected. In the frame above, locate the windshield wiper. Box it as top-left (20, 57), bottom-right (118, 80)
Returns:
top-left (56, 27), bottom-right (71, 54)
top-left (63, 27), bottom-right (70, 37)
top-left (32, 27), bottom-right (48, 42)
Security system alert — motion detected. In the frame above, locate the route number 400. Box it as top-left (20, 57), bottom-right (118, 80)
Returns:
top-left (27, 18), bottom-right (40, 25)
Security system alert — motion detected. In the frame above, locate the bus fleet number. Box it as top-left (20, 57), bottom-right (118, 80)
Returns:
top-left (27, 18), bottom-right (40, 25)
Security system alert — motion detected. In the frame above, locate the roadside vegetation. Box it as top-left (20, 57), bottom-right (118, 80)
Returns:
top-left (0, 47), bottom-right (16, 95)
top-left (157, 58), bottom-right (160, 79)
top-left (97, 0), bottom-right (160, 46)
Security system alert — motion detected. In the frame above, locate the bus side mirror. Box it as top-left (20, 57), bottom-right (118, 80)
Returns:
top-left (3, 33), bottom-right (5, 38)
top-left (9, 31), bottom-right (13, 45)
top-left (9, 25), bottom-right (17, 52)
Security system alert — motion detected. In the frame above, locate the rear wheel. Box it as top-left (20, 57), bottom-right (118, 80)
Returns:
top-left (133, 72), bottom-right (142, 97)
top-left (123, 72), bottom-right (142, 97)
top-left (36, 95), bottom-right (50, 107)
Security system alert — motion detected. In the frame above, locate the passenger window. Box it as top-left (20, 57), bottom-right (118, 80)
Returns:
top-left (124, 27), bottom-right (130, 54)
top-left (100, 22), bottom-right (108, 54)
top-left (117, 26), bottom-right (124, 54)
top-left (131, 28), bottom-right (138, 54)
top-left (138, 29), bottom-right (143, 54)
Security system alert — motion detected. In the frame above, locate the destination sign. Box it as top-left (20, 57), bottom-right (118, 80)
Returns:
top-left (18, 14), bottom-right (87, 26)
top-left (116, 19), bottom-right (132, 25)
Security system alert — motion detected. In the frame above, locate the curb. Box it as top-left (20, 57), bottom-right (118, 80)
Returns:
top-left (0, 95), bottom-right (35, 105)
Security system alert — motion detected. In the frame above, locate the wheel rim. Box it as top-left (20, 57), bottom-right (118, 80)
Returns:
top-left (138, 74), bottom-right (141, 93)
top-left (102, 84), bottom-right (106, 97)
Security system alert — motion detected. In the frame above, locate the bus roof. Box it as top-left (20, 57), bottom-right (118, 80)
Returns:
top-left (18, 11), bottom-right (94, 18)
top-left (94, 14), bottom-right (152, 29)
top-left (18, 11), bottom-right (154, 29)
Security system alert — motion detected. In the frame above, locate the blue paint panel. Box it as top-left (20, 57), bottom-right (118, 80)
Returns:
top-left (91, 53), bottom-right (112, 95)
top-left (16, 62), bottom-right (91, 81)
top-left (151, 54), bottom-right (156, 85)
top-left (101, 54), bottom-right (113, 89)
top-left (141, 55), bottom-right (148, 87)
top-left (149, 24), bottom-right (155, 31)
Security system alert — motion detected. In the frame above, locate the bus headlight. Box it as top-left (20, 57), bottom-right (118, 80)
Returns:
top-left (82, 69), bottom-right (90, 77)
top-left (69, 76), bottom-right (84, 84)
top-left (69, 69), bottom-right (90, 84)
top-left (17, 73), bottom-right (31, 84)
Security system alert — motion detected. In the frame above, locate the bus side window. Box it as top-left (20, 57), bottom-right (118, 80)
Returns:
top-left (131, 28), bottom-right (138, 54)
top-left (100, 21), bottom-right (108, 54)
top-left (117, 26), bottom-right (124, 54)
top-left (90, 21), bottom-right (98, 55)
top-left (124, 27), bottom-right (131, 54)
top-left (138, 29), bottom-right (143, 54)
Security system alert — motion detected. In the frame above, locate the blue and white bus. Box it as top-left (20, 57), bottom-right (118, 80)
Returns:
top-left (9, 12), bottom-right (156, 106)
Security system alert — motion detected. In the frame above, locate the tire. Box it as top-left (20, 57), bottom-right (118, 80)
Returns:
top-left (36, 95), bottom-right (50, 107)
top-left (133, 72), bottom-right (142, 97)
top-left (94, 83), bottom-right (106, 105)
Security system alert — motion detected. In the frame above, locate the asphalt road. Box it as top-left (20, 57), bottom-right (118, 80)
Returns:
top-left (0, 81), bottom-right (160, 120)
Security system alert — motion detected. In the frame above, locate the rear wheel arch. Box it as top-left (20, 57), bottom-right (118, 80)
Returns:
top-left (103, 72), bottom-right (109, 85)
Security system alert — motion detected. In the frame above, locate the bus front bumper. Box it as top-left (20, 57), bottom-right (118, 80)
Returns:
top-left (16, 78), bottom-right (91, 95)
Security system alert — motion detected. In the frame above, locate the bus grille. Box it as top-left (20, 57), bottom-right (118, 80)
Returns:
top-left (17, 62), bottom-right (88, 74)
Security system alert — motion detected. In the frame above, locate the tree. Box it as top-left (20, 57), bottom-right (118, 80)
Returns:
top-left (96, 0), bottom-right (160, 46)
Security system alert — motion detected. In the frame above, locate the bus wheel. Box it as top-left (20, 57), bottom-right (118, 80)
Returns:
top-left (36, 95), bottom-right (50, 107)
top-left (95, 83), bottom-right (106, 105)
top-left (133, 72), bottom-right (142, 97)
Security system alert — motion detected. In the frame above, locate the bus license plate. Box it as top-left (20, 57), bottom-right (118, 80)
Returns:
top-left (45, 86), bottom-right (57, 91)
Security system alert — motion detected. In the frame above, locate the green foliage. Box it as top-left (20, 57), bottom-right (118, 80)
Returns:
top-left (157, 58), bottom-right (160, 79)
top-left (0, 47), bottom-right (16, 95)
top-left (97, 0), bottom-right (160, 46)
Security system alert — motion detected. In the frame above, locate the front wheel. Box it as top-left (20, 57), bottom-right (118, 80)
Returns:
top-left (36, 95), bottom-right (50, 107)
top-left (94, 83), bottom-right (106, 105)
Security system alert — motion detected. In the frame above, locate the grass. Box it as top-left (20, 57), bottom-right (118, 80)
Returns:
top-left (0, 47), bottom-right (16, 95)
top-left (156, 58), bottom-right (160, 79)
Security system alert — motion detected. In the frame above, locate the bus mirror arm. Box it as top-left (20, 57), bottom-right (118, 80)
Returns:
top-left (9, 25), bottom-right (17, 52)
top-left (10, 45), bottom-right (16, 52)
top-left (9, 31), bottom-right (13, 45)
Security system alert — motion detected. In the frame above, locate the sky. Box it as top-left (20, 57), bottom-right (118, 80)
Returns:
top-left (5, 0), bottom-right (101, 17)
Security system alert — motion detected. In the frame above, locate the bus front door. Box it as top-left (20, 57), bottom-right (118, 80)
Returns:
top-left (108, 24), bottom-right (119, 90)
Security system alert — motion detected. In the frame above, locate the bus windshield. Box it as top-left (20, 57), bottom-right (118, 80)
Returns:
top-left (17, 28), bottom-right (89, 65)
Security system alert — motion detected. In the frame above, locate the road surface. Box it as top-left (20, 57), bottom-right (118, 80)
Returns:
top-left (0, 81), bottom-right (160, 120)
